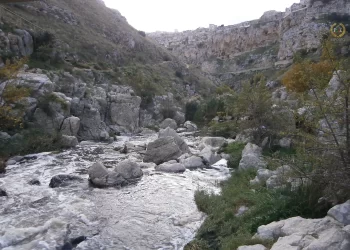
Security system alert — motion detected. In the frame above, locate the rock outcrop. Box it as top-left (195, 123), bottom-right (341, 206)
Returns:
top-left (253, 200), bottom-right (350, 250)
top-left (239, 143), bottom-right (267, 170)
top-left (149, 0), bottom-right (350, 87)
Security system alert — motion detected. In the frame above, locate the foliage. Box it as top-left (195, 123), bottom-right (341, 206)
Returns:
top-left (0, 57), bottom-right (28, 81)
top-left (221, 142), bottom-right (245, 168)
top-left (185, 101), bottom-right (199, 121)
top-left (282, 38), bottom-right (350, 202)
top-left (215, 85), bottom-right (234, 95)
top-left (0, 129), bottom-right (63, 158)
top-left (37, 93), bottom-right (68, 117)
top-left (190, 169), bottom-right (330, 250)
top-left (209, 121), bottom-right (238, 138)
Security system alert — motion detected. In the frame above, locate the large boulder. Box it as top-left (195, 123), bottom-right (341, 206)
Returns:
top-left (173, 111), bottom-right (185, 125)
top-left (237, 245), bottom-right (267, 250)
top-left (239, 143), bottom-right (266, 170)
top-left (114, 160), bottom-right (143, 181)
top-left (160, 118), bottom-right (178, 130)
top-left (158, 127), bottom-right (190, 153)
top-left (59, 135), bottom-right (79, 148)
top-left (184, 121), bottom-right (197, 132)
top-left (49, 175), bottom-right (84, 188)
top-left (328, 200), bottom-right (350, 226)
top-left (155, 162), bottom-right (186, 173)
top-left (109, 94), bottom-right (141, 133)
top-left (199, 147), bottom-right (221, 166)
top-left (60, 116), bottom-right (80, 137)
top-left (88, 162), bottom-right (126, 187)
top-left (255, 215), bottom-right (350, 250)
top-left (181, 156), bottom-right (205, 169)
top-left (143, 137), bottom-right (182, 165)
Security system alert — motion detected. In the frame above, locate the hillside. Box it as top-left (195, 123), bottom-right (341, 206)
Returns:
top-left (0, 0), bottom-right (217, 148)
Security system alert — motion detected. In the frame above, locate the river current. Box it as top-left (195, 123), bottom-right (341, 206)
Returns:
top-left (0, 133), bottom-right (230, 250)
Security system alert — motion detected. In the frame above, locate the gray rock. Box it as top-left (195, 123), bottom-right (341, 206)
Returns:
top-left (109, 94), bottom-right (141, 133)
top-left (0, 188), bottom-right (7, 197)
top-left (158, 127), bottom-right (190, 153)
top-left (155, 162), bottom-right (186, 173)
top-left (328, 200), bottom-right (350, 226)
top-left (184, 121), bottom-right (197, 132)
top-left (60, 116), bottom-right (80, 137)
top-left (266, 175), bottom-right (282, 189)
top-left (88, 162), bottom-right (126, 188)
top-left (60, 135), bottom-right (79, 148)
top-left (49, 175), bottom-right (84, 188)
top-left (181, 156), bottom-right (205, 169)
top-left (144, 137), bottom-right (182, 165)
top-left (199, 147), bottom-right (221, 165)
top-left (257, 169), bottom-right (274, 183)
top-left (173, 111), bottom-right (185, 125)
top-left (0, 132), bottom-right (11, 140)
top-left (236, 206), bottom-right (249, 217)
top-left (140, 128), bottom-right (156, 135)
top-left (114, 160), bottom-right (143, 180)
top-left (28, 178), bottom-right (41, 186)
top-left (238, 244), bottom-right (267, 250)
top-left (279, 137), bottom-right (292, 149)
top-left (239, 143), bottom-right (266, 170)
top-left (160, 118), bottom-right (178, 130)
top-left (6, 160), bottom-right (17, 166)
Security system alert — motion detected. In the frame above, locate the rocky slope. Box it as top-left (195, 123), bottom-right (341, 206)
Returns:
top-left (149, 0), bottom-right (350, 88)
top-left (0, 0), bottom-right (217, 144)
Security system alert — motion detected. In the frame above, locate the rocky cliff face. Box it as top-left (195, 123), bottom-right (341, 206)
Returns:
top-left (0, 0), bottom-right (217, 142)
top-left (149, 0), bottom-right (350, 87)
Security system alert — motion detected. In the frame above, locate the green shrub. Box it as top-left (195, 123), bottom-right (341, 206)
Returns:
top-left (191, 169), bottom-right (330, 250)
top-left (0, 129), bottom-right (63, 158)
top-left (209, 121), bottom-right (238, 138)
top-left (221, 142), bottom-right (245, 169)
top-left (185, 101), bottom-right (199, 121)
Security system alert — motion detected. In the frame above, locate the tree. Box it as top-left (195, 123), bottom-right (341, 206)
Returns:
top-left (282, 38), bottom-right (350, 202)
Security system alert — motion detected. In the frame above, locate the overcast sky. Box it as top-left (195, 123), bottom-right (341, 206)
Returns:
top-left (103, 0), bottom-right (299, 32)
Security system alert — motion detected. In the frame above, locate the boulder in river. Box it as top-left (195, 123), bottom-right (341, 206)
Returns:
top-left (59, 135), bottom-right (79, 148)
top-left (114, 160), bottom-right (143, 181)
top-left (143, 137), bottom-right (182, 165)
top-left (0, 188), bottom-right (7, 197)
top-left (181, 156), bottom-right (205, 169)
top-left (155, 162), bottom-right (186, 173)
top-left (184, 121), bottom-right (197, 132)
top-left (158, 127), bottom-right (190, 153)
top-left (88, 162), bottom-right (126, 188)
top-left (49, 175), bottom-right (84, 188)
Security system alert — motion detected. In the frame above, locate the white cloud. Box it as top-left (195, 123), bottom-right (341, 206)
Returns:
top-left (103, 0), bottom-right (299, 32)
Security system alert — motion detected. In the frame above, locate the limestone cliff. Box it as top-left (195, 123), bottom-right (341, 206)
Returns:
top-left (149, 0), bottom-right (350, 87)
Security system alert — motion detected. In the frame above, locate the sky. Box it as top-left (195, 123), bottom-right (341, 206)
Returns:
top-left (103, 0), bottom-right (299, 32)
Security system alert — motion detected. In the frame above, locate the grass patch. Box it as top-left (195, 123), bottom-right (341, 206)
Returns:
top-left (220, 142), bottom-right (245, 169)
top-left (209, 121), bottom-right (238, 138)
top-left (190, 169), bottom-right (330, 250)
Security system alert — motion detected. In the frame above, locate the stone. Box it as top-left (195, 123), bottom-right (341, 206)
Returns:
top-left (28, 179), bottom-right (41, 186)
top-left (0, 188), bottom-right (7, 197)
top-left (60, 116), bottom-right (80, 137)
top-left (328, 200), bottom-right (350, 226)
top-left (257, 169), bottom-right (274, 183)
top-left (0, 132), bottom-right (11, 141)
top-left (279, 137), bottom-right (292, 149)
top-left (6, 160), bottom-right (17, 166)
top-left (88, 162), bottom-right (126, 188)
top-left (158, 127), bottom-right (190, 153)
top-left (143, 137), bottom-right (183, 165)
top-left (239, 143), bottom-right (266, 170)
top-left (140, 128), bottom-right (156, 135)
top-left (237, 245), bottom-right (267, 250)
top-left (8, 156), bottom-right (24, 163)
top-left (199, 147), bottom-right (221, 166)
top-left (159, 118), bottom-right (178, 130)
top-left (181, 156), bottom-right (205, 169)
top-left (200, 137), bottom-right (226, 150)
top-left (109, 94), bottom-right (141, 133)
top-left (114, 160), bottom-right (143, 181)
top-left (236, 206), bottom-right (249, 217)
top-left (60, 135), bottom-right (79, 148)
top-left (155, 162), bottom-right (186, 173)
top-left (183, 121), bottom-right (197, 132)
top-left (173, 111), bottom-right (185, 125)
top-left (49, 175), bottom-right (84, 188)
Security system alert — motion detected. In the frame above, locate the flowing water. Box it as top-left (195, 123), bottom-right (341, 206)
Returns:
top-left (0, 133), bottom-right (230, 250)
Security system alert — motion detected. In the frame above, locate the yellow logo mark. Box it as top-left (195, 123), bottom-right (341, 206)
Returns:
top-left (330, 23), bottom-right (346, 38)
